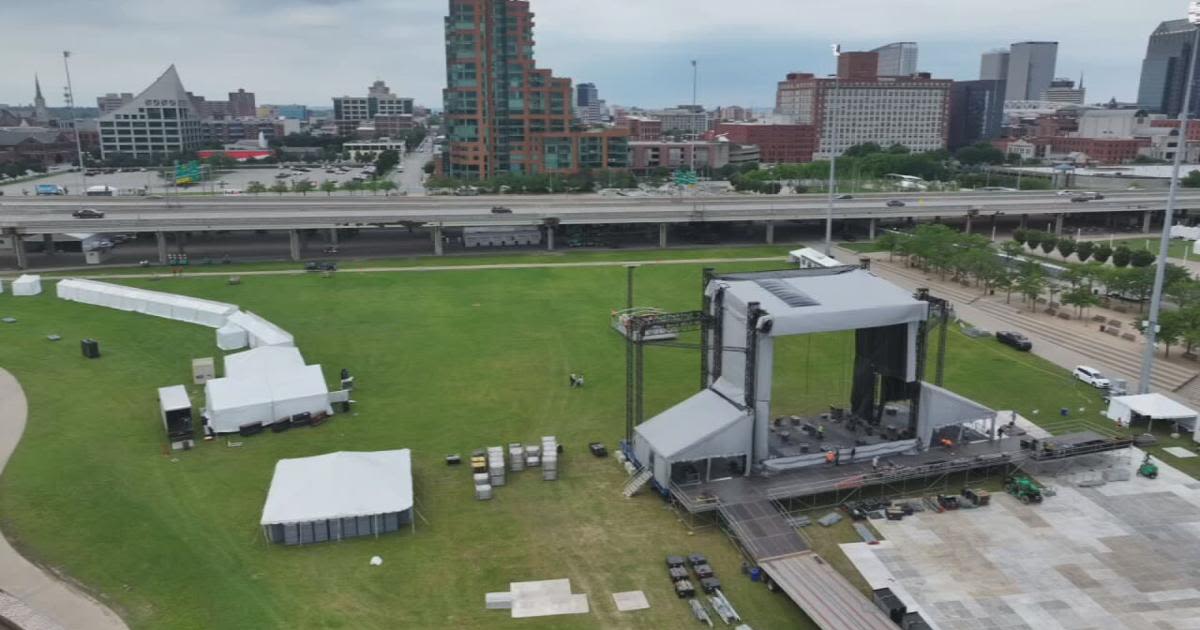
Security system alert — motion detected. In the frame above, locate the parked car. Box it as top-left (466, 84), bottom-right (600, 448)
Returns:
top-left (996, 331), bottom-right (1032, 351)
top-left (491, 206), bottom-right (513, 214)
top-left (72, 208), bottom-right (105, 219)
top-left (886, 200), bottom-right (906, 208)
top-left (304, 261), bottom-right (337, 272)
top-left (1073, 365), bottom-right (1111, 388)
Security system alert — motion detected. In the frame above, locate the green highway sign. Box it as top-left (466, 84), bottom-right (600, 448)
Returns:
top-left (175, 161), bottom-right (202, 185)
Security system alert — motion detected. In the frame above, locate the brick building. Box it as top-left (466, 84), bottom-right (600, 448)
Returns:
top-left (441, 0), bottom-right (627, 178)
top-left (713, 122), bottom-right (817, 164)
top-left (627, 140), bottom-right (730, 174)
top-left (619, 116), bottom-right (664, 141)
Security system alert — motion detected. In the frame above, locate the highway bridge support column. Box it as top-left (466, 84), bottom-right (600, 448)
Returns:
top-left (1143, 210), bottom-right (1153, 234)
top-left (288, 229), bottom-right (301, 262)
top-left (868, 219), bottom-right (877, 241)
top-left (765, 221), bottom-right (775, 245)
top-left (1054, 214), bottom-right (1064, 237)
top-left (964, 214), bottom-right (973, 235)
top-left (547, 226), bottom-right (555, 251)
top-left (432, 226), bottom-right (444, 256)
top-left (328, 228), bottom-right (338, 246)
top-left (10, 231), bottom-right (26, 270)
top-left (155, 231), bottom-right (167, 265)
top-left (659, 223), bottom-right (668, 248)
top-left (42, 234), bottom-right (54, 257)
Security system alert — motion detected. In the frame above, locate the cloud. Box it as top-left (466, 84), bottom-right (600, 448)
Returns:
top-left (0, 0), bottom-right (1185, 110)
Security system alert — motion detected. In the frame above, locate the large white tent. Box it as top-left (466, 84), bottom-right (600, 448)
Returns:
top-left (1106, 393), bottom-right (1198, 433)
top-left (204, 346), bottom-right (332, 433)
top-left (224, 310), bottom-right (294, 348)
top-left (260, 450), bottom-right (413, 545)
top-left (56, 279), bottom-right (237, 327)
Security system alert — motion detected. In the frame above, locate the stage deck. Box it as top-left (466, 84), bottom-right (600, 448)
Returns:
top-left (674, 431), bottom-right (1129, 514)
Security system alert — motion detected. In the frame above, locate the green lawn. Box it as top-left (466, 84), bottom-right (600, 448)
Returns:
top-left (0, 257), bottom-right (1194, 629)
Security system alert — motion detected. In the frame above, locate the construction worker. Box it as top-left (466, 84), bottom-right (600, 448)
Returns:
top-left (849, 447), bottom-right (857, 463)
top-left (817, 424), bottom-right (825, 441)
top-left (834, 449), bottom-right (841, 466)
top-left (872, 456), bottom-right (880, 472)
top-left (825, 450), bottom-right (835, 465)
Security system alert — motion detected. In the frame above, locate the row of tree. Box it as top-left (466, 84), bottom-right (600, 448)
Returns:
top-left (879, 224), bottom-right (1200, 356)
top-left (1012, 229), bottom-right (1156, 268)
top-left (426, 169), bottom-right (639, 194)
top-left (245, 179), bottom-right (399, 196)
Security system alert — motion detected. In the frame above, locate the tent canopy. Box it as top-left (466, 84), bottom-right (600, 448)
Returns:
top-left (635, 389), bottom-right (750, 460)
top-left (1106, 393), bottom-right (1197, 428)
top-left (226, 310), bottom-right (294, 348)
top-left (260, 450), bottom-right (413, 525)
top-left (12, 275), bottom-right (42, 296)
top-left (205, 346), bottom-right (330, 432)
top-left (56, 278), bottom-right (237, 327)
top-left (711, 268), bottom-right (928, 337)
top-left (916, 382), bottom-right (996, 445)
top-left (157, 385), bottom-right (190, 412)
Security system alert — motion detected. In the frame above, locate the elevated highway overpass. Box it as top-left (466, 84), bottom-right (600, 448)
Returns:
top-left (1, 190), bottom-right (1196, 267)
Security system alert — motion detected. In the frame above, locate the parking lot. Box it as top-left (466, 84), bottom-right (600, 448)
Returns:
top-left (0, 145), bottom-right (432, 197)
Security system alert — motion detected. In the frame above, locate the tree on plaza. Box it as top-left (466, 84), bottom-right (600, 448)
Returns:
top-left (1024, 230), bottom-right (1044, 250)
top-left (1040, 236), bottom-right (1058, 254)
top-left (1015, 261), bottom-right (1047, 311)
top-left (1075, 240), bottom-right (1095, 262)
top-left (1061, 285), bottom-right (1100, 319)
top-left (1001, 240), bottom-right (1025, 261)
top-left (374, 150), bottom-right (401, 176)
top-left (1092, 243), bottom-right (1113, 264)
top-left (1112, 246), bottom-right (1133, 268)
top-left (246, 181), bottom-right (266, 195)
top-left (341, 180), bottom-right (363, 195)
top-left (320, 180), bottom-right (338, 196)
top-left (1057, 239), bottom-right (1077, 260)
top-left (378, 180), bottom-right (398, 195)
top-left (1012, 229), bottom-right (1028, 246)
top-left (1130, 249), bottom-right (1156, 268)
top-left (269, 181), bottom-right (289, 196)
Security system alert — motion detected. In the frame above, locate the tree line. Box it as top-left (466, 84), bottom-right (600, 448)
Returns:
top-left (877, 225), bottom-right (1200, 356)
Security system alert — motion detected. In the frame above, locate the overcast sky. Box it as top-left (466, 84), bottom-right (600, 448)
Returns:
top-left (0, 0), bottom-right (1189, 111)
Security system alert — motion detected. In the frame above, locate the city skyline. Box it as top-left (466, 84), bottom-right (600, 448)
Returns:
top-left (0, 0), bottom-right (1192, 111)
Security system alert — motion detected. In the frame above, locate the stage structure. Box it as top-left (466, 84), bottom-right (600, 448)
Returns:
top-left (628, 265), bottom-right (996, 492)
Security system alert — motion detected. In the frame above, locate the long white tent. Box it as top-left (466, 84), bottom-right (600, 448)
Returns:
top-left (57, 278), bottom-right (237, 328)
top-left (224, 310), bottom-right (294, 349)
top-left (260, 450), bottom-right (413, 545)
top-left (204, 346), bottom-right (332, 433)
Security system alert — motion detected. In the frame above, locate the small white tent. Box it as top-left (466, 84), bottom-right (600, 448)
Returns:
top-left (226, 311), bottom-right (294, 348)
top-left (1105, 393), bottom-right (1198, 433)
top-left (260, 450), bottom-right (414, 545)
top-left (216, 322), bottom-right (249, 351)
top-left (12, 275), bottom-right (41, 296)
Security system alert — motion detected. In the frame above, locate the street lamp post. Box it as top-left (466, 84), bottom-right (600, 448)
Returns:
top-left (1138, 3), bottom-right (1200, 394)
top-left (824, 44), bottom-right (841, 256)
top-left (62, 51), bottom-right (87, 197)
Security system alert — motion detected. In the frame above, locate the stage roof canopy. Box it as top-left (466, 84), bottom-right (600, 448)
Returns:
top-left (711, 268), bottom-right (928, 336)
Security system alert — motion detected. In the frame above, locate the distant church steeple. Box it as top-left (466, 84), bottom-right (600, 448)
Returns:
top-left (33, 75), bottom-right (48, 121)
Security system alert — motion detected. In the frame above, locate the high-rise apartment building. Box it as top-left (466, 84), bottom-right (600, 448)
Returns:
top-left (653, 106), bottom-right (710, 137)
top-left (871, 42), bottom-right (918, 76)
top-left (1043, 78), bottom-right (1085, 105)
top-left (948, 80), bottom-right (1006, 150)
top-left (575, 82), bottom-right (607, 126)
top-left (98, 66), bottom-right (204, 159)
top-left (577, 83), bottom-right (599, 108)
top-left (1137, 19), bottom-right (1200, 118)
top-left (1005, 42), bottom-right (1058, 102)
top-left (979, 50), bottom-right (1010, 81)
top-left (775, 65), bottom-right (952, 158)
top-left (441, 0), bottom-right (628, 178)
top-left (228, 89), bottom-right (256, 118)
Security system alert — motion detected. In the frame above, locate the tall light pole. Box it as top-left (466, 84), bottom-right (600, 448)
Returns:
top-left (690, 60), bottom-right (698, 176)
top-left (62, 51), bottom-right (87, 197)
top-left (824, 44), bottom-right (842, 256)
top-left (1138, 4), bottom-right (1200, 394)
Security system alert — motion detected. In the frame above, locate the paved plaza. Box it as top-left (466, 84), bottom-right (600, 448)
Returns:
top-left (844, 447), bottom-right (1200, 629)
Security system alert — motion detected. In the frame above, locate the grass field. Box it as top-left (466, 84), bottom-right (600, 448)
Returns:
top-left (1109, 236), bottom-right (1194, 261)
top-left (0, 253), bottom-right (1193, 629)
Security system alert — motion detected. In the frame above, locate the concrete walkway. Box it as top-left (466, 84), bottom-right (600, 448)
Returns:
top-left (0, 369), bottom-right (128, 630)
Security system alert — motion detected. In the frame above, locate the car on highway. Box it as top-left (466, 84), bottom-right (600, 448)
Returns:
top-left (886, 200), bottom-right (906, 207)
top-left (1056, 190), bottom-right (1080, 197)
top-left (835, 194), bottom-right (854, 200)
top-left (491, 206), bottom-right (513, 214)
top-left (996, 331), bottom-right (1032, 351)
top-left (1073, 365), bottom-right (1111, 388)
top-left (72, 208), bottom-right (105, 219)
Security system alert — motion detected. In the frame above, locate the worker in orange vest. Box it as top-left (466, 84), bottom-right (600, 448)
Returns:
top-left (825, 450), bottom-right (836, 465)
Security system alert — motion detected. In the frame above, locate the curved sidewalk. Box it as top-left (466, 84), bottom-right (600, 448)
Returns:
top-left (0, 368), bottom-right (128, 630)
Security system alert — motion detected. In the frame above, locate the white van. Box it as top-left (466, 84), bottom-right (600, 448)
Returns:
top-left (1073, 366), bottom-right (1111, 388)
